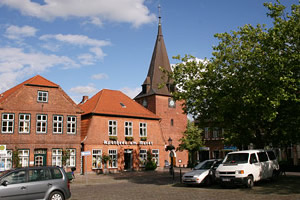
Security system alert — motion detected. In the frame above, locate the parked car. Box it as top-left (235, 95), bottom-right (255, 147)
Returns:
top-left (215, 149), bottom-right (279, 188)
top-left (0, 166), bottom-right (71, 200)
top-left (182, 159), bottom-right (222, 186)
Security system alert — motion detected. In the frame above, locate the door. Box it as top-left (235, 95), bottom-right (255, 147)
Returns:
top-left (34, 149), bottom-right (47, 166)
top-left (249, 153), bottom-right (261, 181)
top-left (0, 170), bottom-right (28, 200)
top-left (124, 149), bottom-right (132, 171)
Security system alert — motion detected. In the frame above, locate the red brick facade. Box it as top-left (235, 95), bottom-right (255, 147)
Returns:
top-left (0, 75), bottom-right (82, 173)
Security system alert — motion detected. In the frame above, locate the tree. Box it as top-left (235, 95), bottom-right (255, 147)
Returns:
top-left (178, 121), bottom-right (204, 166)
top-left (169, 1), bottom-right (299, 149)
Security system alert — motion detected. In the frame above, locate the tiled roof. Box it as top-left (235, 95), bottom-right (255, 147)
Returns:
top-left (79, 89), bottom-right (160, 120)
top-left (1, 75), bottom-right (63, 104)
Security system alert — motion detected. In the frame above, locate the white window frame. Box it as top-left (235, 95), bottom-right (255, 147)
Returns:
top-left (19, 149), bottom-right (29, 167)
top-left (152, 149), bottom-right (159, 166)
top-left (1, 113), bottom-right (14, 134)
top-left (36, 114), bottom-right (47, 134)
top-left (19, 114), bottom-right (30, 134)
top-left (52, 149), bottom-right (62, 167)
top-left (139, 122), bottom-right (147, 137)
top-left (124, 121), bottom-right (133, 136)
top-left (108, 149), bottom-right (117, 168)
top-left (37, 91), bottom-right (48, 103)
top-left (67, 149), bottom-right (76, 167)
top-left (53, 115), bottom-right (63, 134)
top-left (108, 120), bottom-right (117, 136)
top-left (0, 150), bottom-right (12, 170)
top-left (67, 116), bottom-right (76, 134)
top-left (139, 149), bottom-right (147, 167)
top-left (92, 149), bottom-right (102, 169)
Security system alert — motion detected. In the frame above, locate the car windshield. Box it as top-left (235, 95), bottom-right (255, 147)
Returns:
top-left (194, 160), bottom-right (214, 170)
top-left (224, 153), bottom-right (249, 164)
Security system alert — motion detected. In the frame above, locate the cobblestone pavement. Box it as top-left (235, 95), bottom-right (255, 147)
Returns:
top-left (69, 169), bottom-right (300, 200)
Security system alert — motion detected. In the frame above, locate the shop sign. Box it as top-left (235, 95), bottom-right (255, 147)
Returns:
top-left (103, 140), bottom-right (153, 146)
top-left (0, 145), bottom-right (7, 157)
top-left (224, 146), bottom-right (237, 151)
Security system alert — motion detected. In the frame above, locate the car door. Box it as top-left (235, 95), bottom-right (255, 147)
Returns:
top-left (249, 153), bottom-right (261, 181)
top-left (26, 168), bottom-right (52, 199)
top-left (0, 170), bottom-right (28, 200)
top-left (257, 152), bottom-right (269, 179)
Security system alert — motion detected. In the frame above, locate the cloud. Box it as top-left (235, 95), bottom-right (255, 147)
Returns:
top-left (69, 84), bottom-right (98, 95)
top-left (0, 47), bottom-right (78, 93)
top-left (4, 25), bottom-right (37, 40)
top-left (119, 87), bottom-right (141, 99)
top-left (0, 0), bottom-right (156, 27)
top-left (91, 73), bottom-right (109, 80)
top-left (40, 34), bottom-right (110, 47)
top-left (82, 17), bottom-right (103, 27)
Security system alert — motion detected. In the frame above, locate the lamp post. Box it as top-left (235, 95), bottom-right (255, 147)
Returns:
top-left (165, 137), bottom-right (175, 175)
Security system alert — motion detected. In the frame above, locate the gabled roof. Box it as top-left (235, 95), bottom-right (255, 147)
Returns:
top-left (0, 75), bottom-right (59, 104)
top-left (135, 20), bottom-right (173, 99)
top-left (79, 89), bottom-right (160, 120)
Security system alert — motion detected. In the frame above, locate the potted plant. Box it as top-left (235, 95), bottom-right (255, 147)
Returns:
top-left (109, 136), bottom-right (118, 141)
top-left (101, 154), bottom-right (111, 174)
top-left (125, 136), bottom-right (134, 141)
top-left (140, 137), bottom-right (147, 141)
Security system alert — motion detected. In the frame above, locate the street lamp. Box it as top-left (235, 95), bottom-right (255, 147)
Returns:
top-left (165, 137), bottom-right (175, 175)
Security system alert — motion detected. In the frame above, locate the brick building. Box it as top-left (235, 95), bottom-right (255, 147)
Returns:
top-left (134, 16), bottom-right (188, 167)
top-left (0, 75), bottom-right (82, 172)
top-left (79, 89), bottom-right (166, 173)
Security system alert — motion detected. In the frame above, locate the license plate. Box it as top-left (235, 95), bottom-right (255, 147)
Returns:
top-left (222, 178), bottom-right (231, 182)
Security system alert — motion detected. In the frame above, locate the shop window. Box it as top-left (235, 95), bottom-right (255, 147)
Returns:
top-left (67, 149), bottom-right (76, 167)
top-left (52, 149), bottom-right (62, 167)
top-left (19, 149), bottom-right (30, 167)
top-left (108, 149), bottom-right (117, 168)
top-left (139, 149), bottom-right (147, 167)
top-left (92, 149), bottom-right (102, 169)
top-left (152, 149), bottom-right (159, 166)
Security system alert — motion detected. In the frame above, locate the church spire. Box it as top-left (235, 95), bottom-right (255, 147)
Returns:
top-left (134, 6), bottom-right (174, 100)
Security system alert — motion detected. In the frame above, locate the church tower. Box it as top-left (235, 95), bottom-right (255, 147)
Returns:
top-left (135, 11), bottom-right (188, 167)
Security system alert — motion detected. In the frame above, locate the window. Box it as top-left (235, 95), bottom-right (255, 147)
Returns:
top-left (53, 115), bottom-right (63, 134)
top-left (250, 153), bottom-right (258, 164)
top-left (170, 119), bottom-right (174, 126)
top-left (67, 149), bottom-right (76, 167)
top-left (50, 168), bottom-right (63, 179)
top-left (92, 149), bottom-right (102, 169)
top-left (18, 150), bottom-right (29, 167)
top-left (204, 127), bottom-right (209, 139)
top-left (29, 168), bottom-right (51, 182)
top-left (52, 149), bottom-right (62, 167)
top-left (257, 152), bottom-right (269, 162)
top-left (37, 91), bottom-right (48, 102)
top-left (108, 149), bottom-right (117, 168)
top-left (3, 170), bottom-right (26, 184)
top-left (152, 149), bottom-right (159, 166)
top-left (36, 114), bottom-right (47, 133)
top-left (108, 120), bottom-right (117, 136)
top-left (1, 113), bottom-right (14, 133)
top-left (0, 150), bottom-right (12, 170)
top-left (124, 121), bottom-right (133, 136)
top-left (139, 122), bottom-right (147, 137)
top-left (139, 149), bottom-right (147, 167)
top-left (19, 114), bottom-right (30, 134)
top-left (267, 151), bottom-right (277, 160)
top-left (67, 116), bottom-right (76, 134)
top-left (213, 128), bottom-right (219, 138)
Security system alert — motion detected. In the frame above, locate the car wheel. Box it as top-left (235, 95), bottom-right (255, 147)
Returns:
top-left (245, 176), bottom-right (254, 189)
top-left (48, 191), bottom-right (65, 200)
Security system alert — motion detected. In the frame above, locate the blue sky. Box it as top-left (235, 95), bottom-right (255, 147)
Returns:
top-left (0, 0), bottom-right (297, 103)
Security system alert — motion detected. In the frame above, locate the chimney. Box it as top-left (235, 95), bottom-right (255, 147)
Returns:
top-left (80, 96), bottom-right (89, 104)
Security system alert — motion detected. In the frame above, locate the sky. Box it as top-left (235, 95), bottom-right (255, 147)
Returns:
top-left (0, 0), bottom-right (298, 103)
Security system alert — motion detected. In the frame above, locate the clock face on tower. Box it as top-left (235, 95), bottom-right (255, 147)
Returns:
top-left (168, 98), bottom-right (176, 108)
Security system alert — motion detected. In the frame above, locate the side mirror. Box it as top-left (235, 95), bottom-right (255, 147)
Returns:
top-left (1, 180), bottom-right (8, 186)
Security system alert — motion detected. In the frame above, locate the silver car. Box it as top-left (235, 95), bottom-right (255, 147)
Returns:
top-left (0, 166), bottom-right (71, 200)
top-left (182, 159), bottom-right (222, 186)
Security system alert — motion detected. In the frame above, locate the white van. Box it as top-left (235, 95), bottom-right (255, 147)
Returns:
top-left (215, 150), bottom-right (279, 188)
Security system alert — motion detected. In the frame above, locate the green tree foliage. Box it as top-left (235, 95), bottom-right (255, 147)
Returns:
top-left (178, 121), bottom-right (203, 165)
top-left (169, 1), bottom-right (299, 149)
top-left (145, 149), bottom-right (157, 171)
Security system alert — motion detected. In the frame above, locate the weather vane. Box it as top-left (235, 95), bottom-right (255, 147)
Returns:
top-left (158, 4), bottom-right (161, 25)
